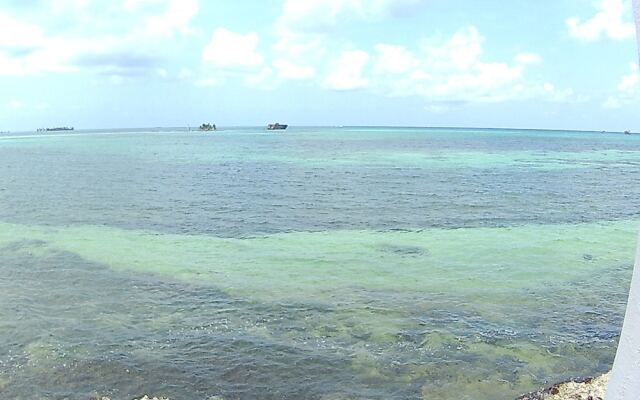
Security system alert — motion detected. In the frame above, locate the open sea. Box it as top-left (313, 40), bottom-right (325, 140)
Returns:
top-left (0, 126), bottom-right (639, 400)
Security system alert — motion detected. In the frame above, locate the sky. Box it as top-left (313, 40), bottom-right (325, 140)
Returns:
top-left (0, 0), bottom-right (639, 131)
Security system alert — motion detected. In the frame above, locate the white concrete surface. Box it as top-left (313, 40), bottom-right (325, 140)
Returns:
top-left (605, 3), bottom-right (640, 398)
top-left (606, 234), bottom-right (640, 399)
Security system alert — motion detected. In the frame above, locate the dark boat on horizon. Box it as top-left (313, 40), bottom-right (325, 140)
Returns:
top-left (267, 123), bottom-right (287, 130)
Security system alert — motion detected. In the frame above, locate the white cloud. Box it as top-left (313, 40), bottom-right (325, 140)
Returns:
top-left (0, 1), bottom-right (200, 77)
top-left (618, 63), bottom-right (640, 91)
top-left (195, 19), bottom-right (561, 104)
top-left (109, 75), bottom-right (125, 85)
top-left (566, 0), bottom-right (635, 41)
top-left (427, 26), bottom-right (483, 70)
top-left (603, 97), bottom-right (622, 108)
top-left (145, 0), bottom-right (199, 37)
top-left (244, 67), bottom-right (275, 87)
top-left (604, 62), bottom-right (640, 108)
top-left (369, 0), bottom-right (428, 18)
top-left (424, 103), bottom-right (450, 113)
top-left (277, 0), bottom-right (351, 33)
top-left (271, 0), bottom-right (427, 84)
top-left (369, 27), bottom-right (525, 102)
top-left (427, 62), bottom-right (522, 102)
top-left (324, 50), bottom-right (370, 90)
top-left (195, 4), bottom-right (574, 105)
top-left (4, 99), bottom-right (53, 112)
top-left (196, 77), bottom-right (221, 87)
top-left (270, 1), bottom-right (341, 85)
top-left (538, 83), bottom-right (586, 103)
top-left (0, 12), bottom-right (45, 48)
top-left (374, 44), bottom-right (419, 74)
top-left (0, 12), bottom-right (77, 75)
top-left (50, 0), bottom-right (91, 13)
top-left (276, 0), bottom-right (427, 33)
top-left (178, 67), bottom-right (194, 80)
top-left (365, 27), bottom-right (576, 105)
top-left (202, 28), bottom-right (263, 68)
top-left (8, 100), bottom-right (24, 110)
top-left (0, 53), bottom-right (27, 76)
top-left (515, 53), bottom-right (541, 65)
top-left (273, 1), bottom-right (528, 101)
top-left (272, 59), bottom-right (315, 80)
top-left (0, 28), bottom-right (85, 76)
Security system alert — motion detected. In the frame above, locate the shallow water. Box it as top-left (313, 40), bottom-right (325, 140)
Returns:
top-left (0, 127), bottom-right (639, 399)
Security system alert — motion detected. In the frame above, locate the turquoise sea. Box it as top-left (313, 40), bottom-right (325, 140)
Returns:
top-left (0, 127), bottom-right (639, 400)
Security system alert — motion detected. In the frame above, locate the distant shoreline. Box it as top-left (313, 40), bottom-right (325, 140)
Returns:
top-left (0, 125), bottom-right (634, 135)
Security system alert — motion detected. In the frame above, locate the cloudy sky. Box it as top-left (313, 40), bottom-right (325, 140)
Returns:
top-left (0, 0), bottom-right (638, 131)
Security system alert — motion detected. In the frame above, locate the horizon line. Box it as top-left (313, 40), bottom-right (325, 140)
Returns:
top-left (1, 125), bottom-right (634, 135)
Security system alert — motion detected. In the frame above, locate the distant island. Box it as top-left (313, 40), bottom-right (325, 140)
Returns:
top-left (37, 127), bottom-right (74, 132)
top-left (198, 123), bottom-right (216, 131)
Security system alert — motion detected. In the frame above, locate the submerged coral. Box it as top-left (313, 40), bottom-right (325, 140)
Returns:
top-left (91, 396), bottom-right (170, 400)
top-left (92, 396), bottom-right (225, 400)
top-left (517, 372), bottom-right (609, 400)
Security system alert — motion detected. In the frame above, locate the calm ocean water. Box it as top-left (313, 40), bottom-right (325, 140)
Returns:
top-left (0, 127), bottom-right (639, 399)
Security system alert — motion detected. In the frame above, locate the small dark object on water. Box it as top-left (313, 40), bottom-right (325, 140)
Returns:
top-left (583, 254), bottom-right (594, 261)
top-left (199, 123), bottom-right (216, 131)
top-left (624, 130), bottom-right (631, 135)
top-left (379, 244), bottom-right (427, 257)
top-left (267, 123), bottom-right (287, 130)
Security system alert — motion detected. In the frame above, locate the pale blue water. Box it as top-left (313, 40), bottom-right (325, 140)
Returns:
top-left (0, 127), bottom-right (638, 399)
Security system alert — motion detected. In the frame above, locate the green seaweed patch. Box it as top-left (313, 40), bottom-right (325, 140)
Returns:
top-left (0, 238), bottom-right (57, 260)
top-left (24, 340), bottom-right (62, 367)
top-left (350, 345), bottom-right (389, 382)
top-left (464, 340), bottom-right (554, 367)
top-left (420, 331), bottom-right (463, 353)
top-left (319, 393), bottom-right (357, 400)
top-left (0, 374), bottom-right (9, 392)
top-left (421, 372), bottom-right (515, 400)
